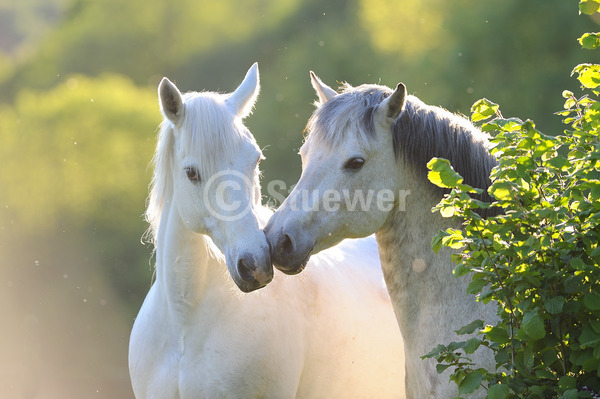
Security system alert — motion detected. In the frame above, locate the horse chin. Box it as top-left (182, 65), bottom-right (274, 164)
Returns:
top-left (234, 279), bottom-right (268, 293)
top-left (273, 251), bottom-right (311, 275)
top-left (232, 266), bottom-right (274, 293)
top-left (225, 251), bottom-right (274, 293)
top-left (275, 264), bottom-right (306, 275)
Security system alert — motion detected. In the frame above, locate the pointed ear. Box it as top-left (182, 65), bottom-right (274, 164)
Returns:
top-left (158, 77), bottom-right (184, 125)
top-left (310, 71), bottom-right (337, 106)
top-left (226, 62), bottom-right (260, 119)
top-left (376, 83), bottom-right (407, 125)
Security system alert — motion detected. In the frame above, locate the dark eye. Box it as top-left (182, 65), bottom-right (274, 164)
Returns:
top-left (344, 157), bottom-right (365, 171)
top-left (185, 167), bottom-right (201, 183)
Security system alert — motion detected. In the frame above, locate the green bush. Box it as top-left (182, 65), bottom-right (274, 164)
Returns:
top-left (0, 74), bottom-right (159, 232)
top-left (423, 2), bottom-right (600, 397)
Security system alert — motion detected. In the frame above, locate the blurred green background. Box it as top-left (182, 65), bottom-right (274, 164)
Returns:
top-left (0, 0), bottom-right (597, 397)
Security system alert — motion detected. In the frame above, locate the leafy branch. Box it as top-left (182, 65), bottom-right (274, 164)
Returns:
top-left (423, 4), bottom-right (600, 396)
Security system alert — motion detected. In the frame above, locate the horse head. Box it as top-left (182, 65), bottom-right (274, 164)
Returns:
top-left (152, 63), bottom-right (273, 292)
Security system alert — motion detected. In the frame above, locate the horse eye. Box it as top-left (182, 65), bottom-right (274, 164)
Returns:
top-left (185, 167), bottom-right (201, 183)
top-left (344, 157), bottom-right (365, 171)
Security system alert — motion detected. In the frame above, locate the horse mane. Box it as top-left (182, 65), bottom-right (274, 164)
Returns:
top-left (306, 83), bottom-right (498, 207)
top-left (145, 91), bottom-right (246, 242)
top-left (392, 94), bottom-right (497, 198)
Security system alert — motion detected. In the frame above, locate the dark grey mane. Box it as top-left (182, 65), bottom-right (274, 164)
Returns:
top-left (307, 83), bottom-right (498, 210)
top-left (394, 94), bottom-right (497, 192)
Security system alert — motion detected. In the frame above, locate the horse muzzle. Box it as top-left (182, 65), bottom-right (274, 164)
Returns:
top-left (233, 252), bottom-right (274, 293)
top-left (264, 224), bottom-right (313, 276)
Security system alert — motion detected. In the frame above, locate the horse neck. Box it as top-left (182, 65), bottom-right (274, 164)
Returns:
top-left (376, 173), bottom-right (479, 351)
top-left (154, 198), bottom-right (226, 319)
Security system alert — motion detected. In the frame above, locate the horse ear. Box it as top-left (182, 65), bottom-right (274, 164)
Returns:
top-left (158, 77), bottom-right (184, 125)
top-left (310, 71), bottom-right (337, 105)
top-left (226, 62), bottom-right (260, 119)
top-left (377, 83), bottom-right (407, 123)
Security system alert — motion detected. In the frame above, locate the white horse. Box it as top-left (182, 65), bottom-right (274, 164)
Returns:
top-left (264, 73), bottom-right (499, 398)
top-left (129, 64), bottom-right (405, 398)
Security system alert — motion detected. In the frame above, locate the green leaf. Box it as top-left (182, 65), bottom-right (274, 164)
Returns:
top-left (580, 0), bottom-right (600, 15)
top-left (579, 327), bottom-right (600, 348)
top-left (439, 204), bottom-right (456, 218)
top-left (529, 385), bottom-right (546, 397)
top-left (562, 90), bottom-right (574, 98)
top-left (522, 311), bottom-right (546, 340)
top-left (563, 299), bottom-right (581, 313)
top-left (523, 344), bottom-right (534, 371)
top-left (485, 326), bottom-right (510, 344)
top-left (558, 375), bottom-right (576, 391)
top-left (483, 117), bottom-right (523, 133)
top-left (546, 154), bottom-right (569, 170)
top-left (572, 63), bottom-right (600, 89)
top-left (431, 233), bottom-right (444, 254)
top-left (545, 296), bottom-right (565, 314)
top-left (579, 32), bottom-right (600, 49)
top-left (464, 337), bottom-right (482, 354)
top-left (435, 363), bottom-right (452, 374)
top-left (455, 319), bottom-right (484, 335)
top-left (489, 181), bottom-right (514, 201)
top-left (564, 96), bottom-right (577, 109)
top-left (487, 383), bottom-right (510, 399)
top-left (495, 349), bottom-right (510, 364)
top-left (562, 389), bottom-right (579, 399)
top-left (471, 98), bottom-right (499, 122)
top-left (591, 319), bottom-right (600, 334)
top-left (457, 183), bottom-right (481, 194)
top-left (594, 344), bottom-right (600, 359)
top-left (422, 344), bottom-right (446, 359)
top-left (584, 293), bottom-right (600, 311)
top-left (590, 246), bottom-right (600, 258)
top-left (570, 257), bottom-right (586, 270)
top-left (426, 158), bottom-right (464, 188)
top-left (442, 229), bottom-right (465, 249)
top-left (467, 278), bottom-right (488, 295)
top-left (532, 139), bottom-right (556, 158)
top-left (536, 369), bottom-right (556, 379)
top-left (457, 370), bottom-right (484, 395)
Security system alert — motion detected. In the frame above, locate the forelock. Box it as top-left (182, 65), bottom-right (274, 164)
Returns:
top-left (179, 91), bottom-right (245, 176)
top-left (305, 83), bottom-right (392, 149)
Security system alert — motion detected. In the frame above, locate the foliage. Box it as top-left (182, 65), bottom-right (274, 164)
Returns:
top-left (1, 0), bottom-right (595, 188)
top-left (0, 0), bottom-right (302, 93)
top-left (0, 74), bottom-right (160, 232)
top-left (423, 6), bottom-right (600, 397)
top-left (357, 0), bottom-right (592, 128)
top-left (0, 2), bottom-right (597, 395)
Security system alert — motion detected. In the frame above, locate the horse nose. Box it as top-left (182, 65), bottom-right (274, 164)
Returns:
top-left (237, 254), bottom-right (273, 287)
top-left (280, 233), bottom-right (294, 254)
top-left (266, 224), bottom-right (295, 257)
top-left (236, 258), bottom-right (255, 282)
